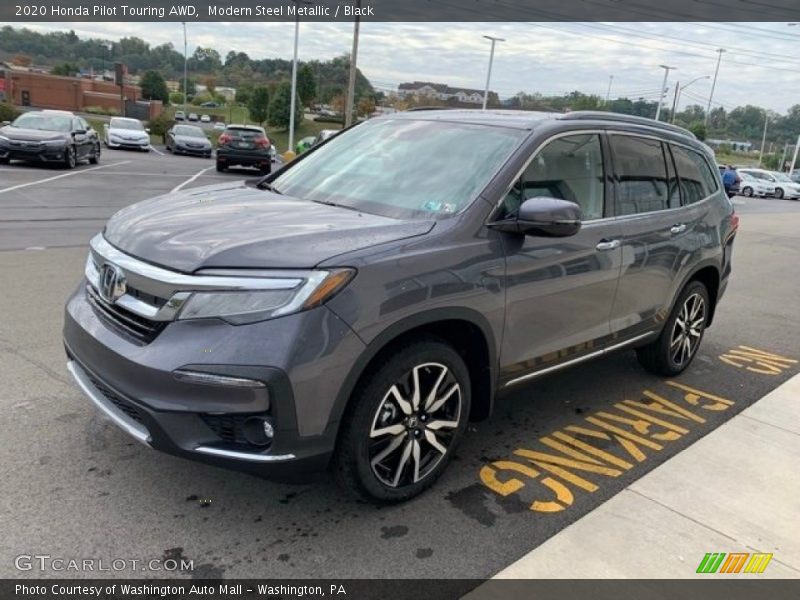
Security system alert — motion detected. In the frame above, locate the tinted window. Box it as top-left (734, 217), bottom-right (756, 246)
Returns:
top-left (671, 145), bottom-right (718, 204)
top-left (610, 135), bottom-right (669, 215)
top-left (665, 145), bottom-right (681, 209)
top-left (503, 134), bottom-right (605, 220)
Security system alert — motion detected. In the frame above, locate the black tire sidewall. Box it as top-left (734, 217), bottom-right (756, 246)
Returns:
top-left (342, 340), bottom-right (471, 503)
top-left (65, 146), bottom-right (76, 169)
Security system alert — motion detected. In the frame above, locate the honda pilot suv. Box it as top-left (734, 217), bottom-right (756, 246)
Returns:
top-left (64, 110), bottom-right (737, 502)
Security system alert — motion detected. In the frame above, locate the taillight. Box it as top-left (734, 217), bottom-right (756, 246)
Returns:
top-left (218, 133), bottom-right (232, 144)
top-left (255, 135), bottom-right (270, 148)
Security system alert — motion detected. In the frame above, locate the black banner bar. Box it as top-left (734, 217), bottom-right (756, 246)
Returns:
top-left (3, 0), bottom-right (800, 22)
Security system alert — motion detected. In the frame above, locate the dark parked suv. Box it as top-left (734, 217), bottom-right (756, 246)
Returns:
top-left (63, 110), bottom-right (737, 502)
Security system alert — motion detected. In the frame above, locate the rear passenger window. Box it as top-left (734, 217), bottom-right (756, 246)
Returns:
top-left (610, 136), bottom-right (669, 215)
top-left (671, 145), bottom-right (719, 204)
top-left (502, 133), bottom-right (605, 220)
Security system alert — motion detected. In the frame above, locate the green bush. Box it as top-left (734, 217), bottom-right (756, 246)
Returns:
top-left (169, 91), bottom-right (185, 105)
top-left (0, 102), bottom-right (20, 122)
top-left (147, 111), bottom-right (174, 142)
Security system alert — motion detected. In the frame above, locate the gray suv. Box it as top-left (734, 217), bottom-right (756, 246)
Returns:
top-left (63, 110), bottom-right (737, 502)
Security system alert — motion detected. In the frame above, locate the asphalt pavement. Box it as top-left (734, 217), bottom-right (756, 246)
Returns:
top-left (0, 150), bottom-right (798, 580)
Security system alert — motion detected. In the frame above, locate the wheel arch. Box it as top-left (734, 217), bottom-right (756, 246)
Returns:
top-left (331, 308), bottom-right (498, 433)
top-left (673, 261), bottom-right (721, 327)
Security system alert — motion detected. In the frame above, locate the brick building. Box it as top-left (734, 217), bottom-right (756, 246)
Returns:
top-left (0, 65), bottom-right (163, 119)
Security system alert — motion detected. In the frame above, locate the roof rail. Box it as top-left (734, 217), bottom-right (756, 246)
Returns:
top-left (558, 111), bottom-right (696, 139)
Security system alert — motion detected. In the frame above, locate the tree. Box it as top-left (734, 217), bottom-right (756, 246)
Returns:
top-left (140, 70), bottom-right (169, 103)
top-left (248, 86), bottom-right (270, 125)
top-left (267, 81), bottom-right (303, 129)
top-left (178, 77), bottom-right (196, 98)
top-left (201, 75), bottom-right (217, 97)
top-left (357, 97), bottom-right (376, 118)
top-left (11, 53), bottom-right (32, 67)
top-left (51, 63), bottom-right (80, 77)
top-left (235, 84), bottom-right (253, 106)
top-left (296, 64), bottom-right (317, 107)
top-left (688, 122), bottom-right (707, 141)
top-left (169, 91), bottom-right (184, 105)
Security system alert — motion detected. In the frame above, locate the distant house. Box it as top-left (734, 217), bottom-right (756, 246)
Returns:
top-left (195, 84), bottom-right (236, 101)
top-left (397, 81), bottom-right (491, 105)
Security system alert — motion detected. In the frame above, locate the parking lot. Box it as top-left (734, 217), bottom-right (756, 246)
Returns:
top-left (0, 149), bottom-right (798, 579)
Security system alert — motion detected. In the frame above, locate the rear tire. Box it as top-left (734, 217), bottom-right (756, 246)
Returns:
top-left (88, 143), bottom-right (100, 165)
top-left (0, 157), bottom-right (9, 165)
top-left (742, 186), bottom-right (753, 197)
top-left (334, 338), bottom-right (471, 503)
top-left (636, 280), bottom-right (710, 376)
top-left (216, 161), bottom-right (226, 172)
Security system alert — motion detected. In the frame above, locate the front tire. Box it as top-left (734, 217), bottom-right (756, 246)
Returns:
top-left (636, 280), bottom-right (710, 376)
top-left (334, 338), bottom-right (471, 503)
top-left (63, 145), bottom-right (76, 169)
top-left (216, 161), bottom-right (226, 172)
top-left (742, 186), bottom-right (753, 197)
top-left (88, 143), bottom-right (100, 165)
top-left (775, 188), bottom-right (784, 199)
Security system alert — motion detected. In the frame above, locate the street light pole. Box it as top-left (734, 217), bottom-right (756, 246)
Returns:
top-left (672, 75), bottom-right (711, 124)
top-left (758, 111), bottom-right (769, 167)
top-left (344, 0), bottom-right (361, 128)
top-left (704, 48), bottom-right (725, 127)
top-left (481, 35), bottom-right (505, 111)
top-left (789, 133), bottom-right (800, 176)
top-left (654, 65), bottom-right (675, 122)
top-left (182, 22), bottom-right (188, 117)
top-left (605, 75), bottom-right (614, 104)
top-left (289, 0), bottom-right (312, 153)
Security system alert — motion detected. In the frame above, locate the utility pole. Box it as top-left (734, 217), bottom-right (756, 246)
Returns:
top-left (705, 48), bottom-right (725, 127)
top-left (605, 75), bottom-right (614, 104)
top-left (344, 0), bottom-right (360, 128)
top-left (670, 81), bottom-right (680, 124)
top-left (289, 0), bottom-right (312, 152)
top-left (780, 142), bottom-right (790, 172)
top-left (182, 22), bottom-right (188, 117)
top-left (758, 111), bottom-right (769, 167)
top-left (482, 35), bottom-right (505, 111)
top-left (654, 65), bottom-right (675, 122)
top-left (789, 133), bottom-right (800, 176)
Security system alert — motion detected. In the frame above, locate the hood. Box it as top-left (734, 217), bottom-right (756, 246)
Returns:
top-left (0, 126), bottom-right (67, 142)
top-left (109, 127), bottom-right (148, 139)
top-left (174, 134), bottom-right (211, 146)
top-left (104, 183), bottom-right (435, 272)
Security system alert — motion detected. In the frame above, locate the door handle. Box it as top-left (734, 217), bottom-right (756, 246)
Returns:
top-left (670, 224), bottom-right (687, 235)
top-left (596, 239), bottom-right (621, 251)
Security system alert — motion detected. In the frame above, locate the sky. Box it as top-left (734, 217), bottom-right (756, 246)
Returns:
top-left (13, 21), bottom-right (800, 114)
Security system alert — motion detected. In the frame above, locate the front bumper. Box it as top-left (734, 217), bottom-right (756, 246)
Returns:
top-left (174, 145), bottom-right (212, 157)
top-left (0, 143), bottom-right (68, 162)
top-left (107, 138), bottom-right (149, 150)
top-left (63, 282), bottom-right (365, 479)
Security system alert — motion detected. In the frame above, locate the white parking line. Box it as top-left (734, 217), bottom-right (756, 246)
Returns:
top-left (0, 161), bottom-right (131, 195)
top-left (170, 166), bottom-right (215, 193)
top-left (148, 145), bottom-right (165, 156)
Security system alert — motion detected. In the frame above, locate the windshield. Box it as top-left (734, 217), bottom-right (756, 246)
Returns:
top-left (110, 118), bottom-right (144, 131)
top-left (12, 113), bottom-right (71, 132)
top-left (271, 118), bottom-right (526, 219)
top-left (174, 125), bottom-right (205, 138)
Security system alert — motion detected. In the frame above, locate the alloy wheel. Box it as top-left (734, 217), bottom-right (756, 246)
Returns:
top-left (669, 292), bottom-right (705, 367)
top-left (66, 146), bottom-right (76, 168)
top-left (368, 362), bottom-right (462, 488)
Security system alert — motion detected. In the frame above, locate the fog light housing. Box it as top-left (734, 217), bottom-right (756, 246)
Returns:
top-left (242, 417), bottom-right (274, 447)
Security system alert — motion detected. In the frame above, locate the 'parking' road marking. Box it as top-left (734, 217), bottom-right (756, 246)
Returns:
top-left (170, 165), bottom-right (215, 193)
top-left (0, 161), bottom-right (131, 195)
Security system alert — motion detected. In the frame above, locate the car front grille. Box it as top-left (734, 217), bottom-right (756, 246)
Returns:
top-left (85, 284), bottom-right (166, 345)
top-left (83, 368), bottom-right (145, 424)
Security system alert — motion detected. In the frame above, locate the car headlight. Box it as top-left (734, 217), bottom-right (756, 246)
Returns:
top-left (0, 134), bottom-right (9, 143)
top-left (176, 268), bottom-right (355, 324)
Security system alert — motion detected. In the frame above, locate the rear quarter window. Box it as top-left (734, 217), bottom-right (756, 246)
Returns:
top-left (671, 145), bottom-right (719, 204)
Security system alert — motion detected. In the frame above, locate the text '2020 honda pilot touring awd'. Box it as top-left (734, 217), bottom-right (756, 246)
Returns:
top-left (64, 110), bottom-right (737, 502)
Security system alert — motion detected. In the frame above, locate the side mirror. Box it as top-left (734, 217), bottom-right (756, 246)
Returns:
top-left (490, 197), bottom-right (582, 237)
top-left (73, 129), bottom-right (87, 135)
top-left (145, 127), bottom-right (151, 134)
top-left (0, 120), bottom-right (9, 126)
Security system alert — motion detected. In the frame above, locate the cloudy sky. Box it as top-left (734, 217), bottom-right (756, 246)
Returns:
top-left (16, 21), bottom-right (800, 113)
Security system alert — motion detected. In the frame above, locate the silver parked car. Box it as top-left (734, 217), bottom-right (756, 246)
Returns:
top-left (738, 168), bottom-right (800, 200)
top-left (103, 117), bottom-right (150, 151)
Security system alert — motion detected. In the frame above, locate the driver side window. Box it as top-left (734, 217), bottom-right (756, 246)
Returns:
top-left (501, 134), bottom-right (605, 220)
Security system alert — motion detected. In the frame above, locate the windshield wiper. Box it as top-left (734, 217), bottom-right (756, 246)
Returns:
top-left (256, 179), bottom-right (282, 194)
top-left (310, 199), bottom-right (363, 213)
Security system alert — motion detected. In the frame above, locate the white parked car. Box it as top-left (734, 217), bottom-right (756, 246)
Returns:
top-left (200, 114), bottom-right (211, 123)
top-left (738, 168), bottom-right (800, 200)
top-left (213, 121), bottom-right (226, 131)
top-left (737, 170), bottom-right (775, 198)
top-left (103, 117), bottom-right (150, 151)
